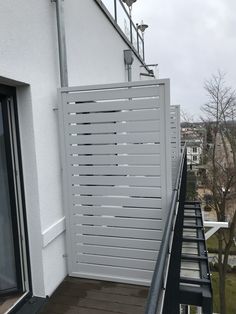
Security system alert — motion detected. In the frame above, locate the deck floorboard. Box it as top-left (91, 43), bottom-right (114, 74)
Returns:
top-left (40, 277), bottom-right (148, 314)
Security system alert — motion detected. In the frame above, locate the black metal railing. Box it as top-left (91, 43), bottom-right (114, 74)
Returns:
top-left (145, 145), bottom-right (187, 314)
top-left (179, 201), bottom-right (213, 314)
top-left (98, 0), bottom-right (145, 60)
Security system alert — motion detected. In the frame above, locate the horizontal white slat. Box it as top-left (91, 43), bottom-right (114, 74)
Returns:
top-left (72, 196), bottom-right (162, 208)
top-left (61, 79), bottom-right (166, 92)
top-left (72, 186), bottom-right (161, 198)
top-left (77, 254), bottom-right (156, 271)
top-left (75, 235), bottom-right (161, 250)
top-left (71, 175), bottom-right (161, 187)
top-left (74, 225), bottom-right (162, 240)
top-left (66, 109), bottom-right (160, 124)
top-left (68, 132), bottom-right (160, 145)
top-left (67, 98), bottom-right (159, 113)
top-left (73, 206), bottom-right (162, 219)
top-left (68, 120), bottom-right (160, 134)
top-left (72, 264), bottom-right (152, 285)
top-left (76, 244), bottom-right (158, 260)
top-left (70, 166), bottom-right (161, 176)
top-left (66, 86), bottom-right (160, 102)
top-left (69, 143), bottom-right (160, 155)
top-left (69, 155), bottom-right (160, 165)
top-left (74, 215), bottom-right (162, 230)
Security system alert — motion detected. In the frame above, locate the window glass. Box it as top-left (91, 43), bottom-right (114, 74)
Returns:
top-left (117, 0), bottom-right (131, 41)
top-left (0, 101), bottom-right (17, 292)
top-left (101, 0), bottom-right (115, 18)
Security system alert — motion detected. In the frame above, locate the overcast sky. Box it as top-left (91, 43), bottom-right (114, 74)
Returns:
top-left (131, 0), bottom-right (236, 120)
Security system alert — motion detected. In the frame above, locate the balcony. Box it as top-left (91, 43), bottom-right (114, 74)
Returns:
top-left (18, 145), bottom-right (213, 314)
top-left (16, 80), bottom-right (212, 314)
top-left (95, 0), bottom-right (145, 61)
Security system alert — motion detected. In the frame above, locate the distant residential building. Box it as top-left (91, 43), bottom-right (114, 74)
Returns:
top-left (187, 141), bottom-right (202, 165)
top-left (181, 124), bottom-right (206, 168)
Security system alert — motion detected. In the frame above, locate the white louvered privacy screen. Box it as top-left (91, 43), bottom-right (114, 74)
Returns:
top-left (170, 105), bottom-right (181, 186)
top-left (58, 80), bottom-right (172, 285)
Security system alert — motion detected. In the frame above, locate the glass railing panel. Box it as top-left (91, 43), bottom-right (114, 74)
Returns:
top-left (116, 0), bottom-right (131, 41)
top-left (98, 0), bottom-right (144, 60)
top-left (138, 33), bottom-right (144, 59)
top-left (101, 0), bottom-right (115, 18)
top-left (131, 23), bottom-right (138, 51)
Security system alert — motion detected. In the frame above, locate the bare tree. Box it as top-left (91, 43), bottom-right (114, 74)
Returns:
top-left (202, 71), bottom-right (236, 314)
top-left (180, 109), bottom-right (195, 123)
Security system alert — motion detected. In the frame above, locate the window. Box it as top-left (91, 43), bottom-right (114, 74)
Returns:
top-left (0, 86), bottom-right (30, 300)
top-left (193, 147), bottom-right (197, 153)
top-left (193, 156), bottom-right (197, 161)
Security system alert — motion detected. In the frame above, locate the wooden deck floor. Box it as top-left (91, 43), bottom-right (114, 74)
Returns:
top-left (40, 277), bottom-right (149, 314)
top-left (0, 293), bottom-right (22, 314)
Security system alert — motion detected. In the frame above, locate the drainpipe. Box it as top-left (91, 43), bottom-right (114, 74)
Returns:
top-left (127, 64), bottom-right (132, 82)
top-left (52, 0), bottom-right (68, 87)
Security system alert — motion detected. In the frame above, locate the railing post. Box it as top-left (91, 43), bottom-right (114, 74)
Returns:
top-left (114, 0), bottom-right (117, 21)
top-left (129, 7), bottom-right (133, 44)
top-left (142, 38), bottom-right (145, 61)
top-left (136, 24), bottom-right (139, 53)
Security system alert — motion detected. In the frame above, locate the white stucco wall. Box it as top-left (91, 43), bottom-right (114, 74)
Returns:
top-left (0, 0), bottom-right (149, 297)
top-left (64, 0), bottom-right (147, 85)
top-left (0, 0), bottom-right (64, 297)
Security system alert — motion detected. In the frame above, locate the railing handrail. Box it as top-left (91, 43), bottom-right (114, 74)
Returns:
top-left (145, 144), bottom-right (187, 314)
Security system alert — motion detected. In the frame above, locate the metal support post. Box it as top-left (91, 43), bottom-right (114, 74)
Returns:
top-left (52, 0), bottom-right (68, 87)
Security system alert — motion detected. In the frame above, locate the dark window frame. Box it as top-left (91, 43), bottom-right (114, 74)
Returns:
top-left (0, 84), bottom-right (32, 298)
